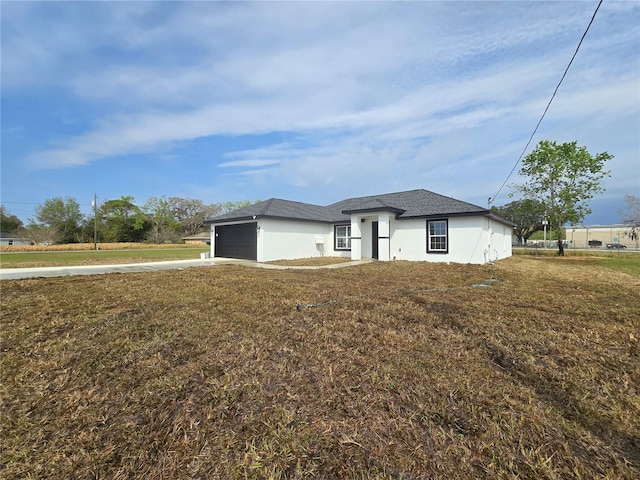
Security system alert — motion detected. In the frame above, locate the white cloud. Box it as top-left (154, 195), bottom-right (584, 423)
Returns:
top-left (3, 0), bottom-right (638, 222)
top-left (218, 159), bottom-right (280, 168)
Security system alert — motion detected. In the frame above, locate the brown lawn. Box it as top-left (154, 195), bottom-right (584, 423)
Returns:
top-left (1, 256), bottom-right (638, 479)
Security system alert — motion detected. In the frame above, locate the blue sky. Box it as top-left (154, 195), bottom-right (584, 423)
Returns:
top-left (1, 1), bottom-right (639, 225)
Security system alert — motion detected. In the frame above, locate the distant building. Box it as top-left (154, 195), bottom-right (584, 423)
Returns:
top-left (182, 231), bottom-right (211, 245)
top-left (567, 224), bottom-right (637, 249)
top-left (0, 232), bottom-right (34, 246)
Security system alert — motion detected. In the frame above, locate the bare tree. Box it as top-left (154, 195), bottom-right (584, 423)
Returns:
top-left (620, 194), bottom-right (640, 247)
top-left (24, 224), bottom-right (59, 245)
top-left (169, 197), bottom-right (220, 236)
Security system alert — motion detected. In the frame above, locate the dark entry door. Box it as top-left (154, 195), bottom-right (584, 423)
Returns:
top-left (214, 223), bottom-right (257, 260)
top-left (372, 221), bottom-right (379, 260)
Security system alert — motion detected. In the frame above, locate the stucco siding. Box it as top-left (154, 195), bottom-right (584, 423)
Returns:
top-left (258, 219), bottom-right (336, 262)
top-left (496, 221), bottom-right (514, 259)
top-left (0, 238), bottom-right (33, 246)
top-left (389, 216), bottom-right (511, 264)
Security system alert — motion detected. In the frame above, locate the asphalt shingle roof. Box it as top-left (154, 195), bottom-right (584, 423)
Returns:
top-left (205, 189), bottom-right (490, 224)
top-left (205, 198), bottom-right (335, 223)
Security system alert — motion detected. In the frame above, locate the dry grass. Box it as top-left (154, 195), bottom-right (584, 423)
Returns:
top-left (0, 242), bottom-right (196, 253)
top-left (1, 257), bottom-right (638, 479)
top-left (267, 257), bottom-right (352, 266)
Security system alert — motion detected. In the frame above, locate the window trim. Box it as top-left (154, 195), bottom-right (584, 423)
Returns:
top-left (427, 219), bottom-right (448, 254)
top-left (334, 224), bottom-right (351, 251)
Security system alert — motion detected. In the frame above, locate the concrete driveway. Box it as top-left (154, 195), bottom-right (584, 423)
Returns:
top-left (0, 258), bottom-right (373, 280)
top-left (0, 258), bottom-right (220, 280)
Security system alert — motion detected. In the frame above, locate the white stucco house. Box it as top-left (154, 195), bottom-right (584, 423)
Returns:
top-left (204, 189), bottom-right (514, 264)
top-left (0, 232), bottom-right (33, 246)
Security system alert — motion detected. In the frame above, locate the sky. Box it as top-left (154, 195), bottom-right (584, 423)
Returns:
top-left (1, 0), bottom-right (639, 226)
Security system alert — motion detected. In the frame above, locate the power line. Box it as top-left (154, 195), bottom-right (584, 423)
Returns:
top-left (490, 0), bottom-right (604, 206)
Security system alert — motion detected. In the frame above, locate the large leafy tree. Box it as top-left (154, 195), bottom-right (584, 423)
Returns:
top-left (143, 196), bottom-right (180, 243)
top-left (492, 199), bottom-right (546, 245)
top-left (219, 200), bottom-right (254, 214)
top-left (100, 195), bottom-right (149, 242)
top-left (0, 206), bottom-right (24, 233)
top-left (513, 140), bottom-right (612, 255)
top-left (31, 197), bottom-right (83, 243)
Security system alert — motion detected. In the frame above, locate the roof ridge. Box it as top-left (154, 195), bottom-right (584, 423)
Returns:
top-left (327, 188), bottom-right (430, 206)
top-left (207, 188), bottom-right (495, 225)
top-left (260, 198), bottom-right (276, 215)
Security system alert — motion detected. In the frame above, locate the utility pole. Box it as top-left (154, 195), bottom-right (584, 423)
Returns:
top-left (93, 193), bottom-right (98, 250)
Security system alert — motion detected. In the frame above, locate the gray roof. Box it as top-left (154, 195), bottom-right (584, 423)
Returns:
top-left (205, 189), bottom-right (495, 224)
top-left (0, 231), bottom-right (30, 239)
top-left (205, 198), bottom-right (336, 224)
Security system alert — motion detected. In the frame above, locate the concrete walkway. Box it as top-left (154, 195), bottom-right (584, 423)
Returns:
top-left (0, 258), bottom-right (374, 280)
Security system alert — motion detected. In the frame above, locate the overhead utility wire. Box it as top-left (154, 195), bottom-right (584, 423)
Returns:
top-left (490, 0), bottom-right (604, 205)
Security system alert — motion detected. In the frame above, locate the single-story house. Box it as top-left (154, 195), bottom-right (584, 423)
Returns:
top-left (204, 189), bottom-right (515, 264)
top-left (0, 232), bottom-right (33, 246)
top-left (182, 231), bottom-right (211, 245)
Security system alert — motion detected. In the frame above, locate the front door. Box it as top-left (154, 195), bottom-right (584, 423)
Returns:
top-left (372, 221), bottom-right (379, 259)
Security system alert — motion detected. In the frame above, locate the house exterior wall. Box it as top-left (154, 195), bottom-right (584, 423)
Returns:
top-left (389, 216), bottom-right (512, 264)
top-left (257, 219), bottom-right (344, 262)
top-left (492, 219), bottom-right (514, 261)
top-left (378, 214), bottom-right (391, 261)
top-left (0, 238), bottom-right (33, 246)
top-left (350, 217), bottom-right (362, 260)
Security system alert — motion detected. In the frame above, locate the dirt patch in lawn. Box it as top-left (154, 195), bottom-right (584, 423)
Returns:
top-left (266, 257), bottom-right (353, 266)
top-left (1, 256), bottom-right (638, 479)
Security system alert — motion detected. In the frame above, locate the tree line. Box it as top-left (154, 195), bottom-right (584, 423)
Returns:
top-left (3, 141), bottom-right (639, 252)
top-left (0, 196), bottom-right (257, 245)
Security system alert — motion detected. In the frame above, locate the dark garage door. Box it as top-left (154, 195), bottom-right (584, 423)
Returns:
top-left (214, 223), bottom-right (257, 260)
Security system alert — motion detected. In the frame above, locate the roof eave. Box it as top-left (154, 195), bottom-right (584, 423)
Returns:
top-left (205, 214), bottom-right (333, 225)
top-left (486, 212), bottom-right (517, 227)
top-left (398, 210), bottom-right (490, 220)
top-left (205, 215), bottom-right (258, 225)
top-left (342, 206), bottom-right (406, 215)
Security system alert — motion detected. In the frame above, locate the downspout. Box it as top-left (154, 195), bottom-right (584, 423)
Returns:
top-left (487, 198), bottom-right (493, 263)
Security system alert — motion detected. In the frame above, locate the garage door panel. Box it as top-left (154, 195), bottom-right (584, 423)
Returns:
top-left (215, 223), bottom-right (257, 260)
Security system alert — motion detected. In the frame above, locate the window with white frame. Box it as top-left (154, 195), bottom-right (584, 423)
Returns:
top-left (334, 224), bottom-right (351, 250)
top-left (427, 219), bottom-right (448, 253)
